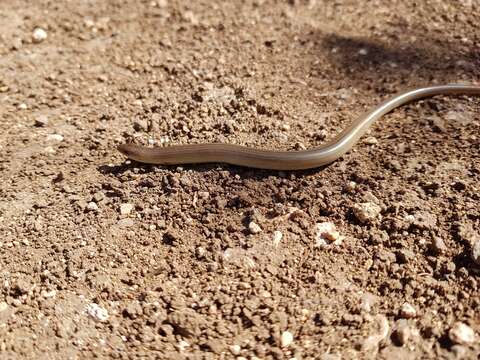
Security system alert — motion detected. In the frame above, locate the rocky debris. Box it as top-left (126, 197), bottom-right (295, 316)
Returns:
top-left (85, 202), bottom-right (99, 212)
top-left (0, 302), bottom-right (8, 312)
top-left (46, 134), bottom-right (64, 142)
top-left (280, 330), bottom-right (294, 347)
top-left (248, 221), bottom-right (262, 234)
top-left (364, 136), bottom-right (378, 145)
top-left (448, 322), bottom-right (475, 345)
top-left (119, 203), bottom-right (134, 215)
top-left (315, 222), bottom-right (343, 247)
top-left (229, 344), bottom-right (241, 355)
top-left (85, 303), bottom-right (108, 322)
top-left (32, 28), bottom-right (47, 43)
top-left (399, 303), bottom-right (417, 319)
top-left (123, 302), bottom-right (143, 319)
top-left (470, 239), bottom-right (480, 265)
top-left (360, 315), bottom-right (390, 352)
top-left (117, 218), bottom-right (134, 227)
top-left (430, 236), bottom-right (447, 255)
top-left (34, 115), bottom-right (49, 127)
top-left (272, 230), bottom-right (283, 247)
top-left (352, 202), bottom-right (381, 223)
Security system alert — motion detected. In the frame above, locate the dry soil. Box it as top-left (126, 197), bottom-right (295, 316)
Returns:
top-left (0, 0), bottom-right (479, 359)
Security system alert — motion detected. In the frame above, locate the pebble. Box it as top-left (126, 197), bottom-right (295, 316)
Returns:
top-left (44, 146), bottom-right (55, 154)
top-left (93, 192), bottom-right (104, 202)
top-left (471, 239), bottom-right (480, 265)
top-left (119, 203), bottom-right (134, 215)
top-left (248, 221), bottom-right (262, 234)
top-left (229, 344), bottom-right (241, 355)
top-left (34, 115), bottom-right (49, 127)
top-left (399, 302), bottom-right (417, 319)
top-left (451, 345), bottom-right (468, 358)
top-left (272, 230), bottom-right (283, 247)
top-left (345, 181), bottom-right (357, 193)
top-left (430, 236), bottom-right (447, 255)
top-left (361, 314), bottom-right (389, 351)
top-left (18, 103), bottom-right (28, 110)
top-left (176, 340), bottom-right (189, 351)
top-left (85, 303), bottom-right (109, 322)
top-left (133, 119), bottom-right (148, 132)
top-left (0, 302), bottom-right (8, 312)
top-left (47, 134), bottom-right (64, 142)
top-left (123, 302), bottom-right (143, 319)
top-left (358, 48), bottom-right (368, 55)
top-left (364, 136), bottom-right (378, 145)
top-left (197, 191), bottom-right (210, 199)
top-left (32, 28), bottom-right (48, 43)
top-left (315, 222), bottom-right (343, 247)
top-left (86, 202), bottom-right (99, 212)
top-left (41, 290), bottom-right (57, 298)
top-left (280, 330), bottom-right (294, 347)
top-left (352, 202), bottom-right (381, 223)
top-left (396, 249), bottom-right (414, 264)
top-left (205, 339), bottom-right (224, 354)
top-left (449, 322), bottom-right (475, 345)
top-left (15, 278), bottom-right (32, 294)
top-left (117, 218), bottom-right (134, 227)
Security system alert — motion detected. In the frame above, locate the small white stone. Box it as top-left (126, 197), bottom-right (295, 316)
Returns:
top-left (281, 123), bottom-right (291, 131)
top-left (352, 202), bottom-right (381, 223)
top-left (399, 302), bottom-right (417, 318)
top-left (119, 203), bottom-right (134, 215)
top-left (315, 222), bottom-right (343, 247)
top-left (345, 181), bottom-right (357, 192)
top-left (43, 146), bottom-right (56, 154)
top-left (280, 330), bottom-right (294, 347)
top-left (471, 239), bottom-right (480, 265)
top-left (364, 136), bottom-right (378, 145)
top-left (0, 302), bottom-right (8, 312)
top-left (177, 340), bottom-right (189, 351)
top-left (449, 322), bottom-right (475, 345)
top-left (32, 28), bottom-right (48, 43)
top-left (86, 202), bottom-right (99, 212)
top-left (42, 290), bottom-right (57, 298)
top-left (272, 231), bottom-right (283, 247)
top-left (230, 344), bottom-right (241, 355)
top-left (18, 103), bottom-right (28, 110)
top-left (46, 134), bottom-right (64, 142)
top-left (85, 303), bottom-right (108, 322)
top-left (358, 48), bottom-right (368, 55)
top-left (248, 221), bottom-right (262, 234)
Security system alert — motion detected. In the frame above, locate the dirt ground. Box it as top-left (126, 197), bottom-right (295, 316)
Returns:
top-left (0, 0), bottom-right (479, 359)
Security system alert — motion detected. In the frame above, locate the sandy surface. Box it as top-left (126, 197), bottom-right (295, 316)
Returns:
top-left (0, 0), bottom-right (479, 359)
